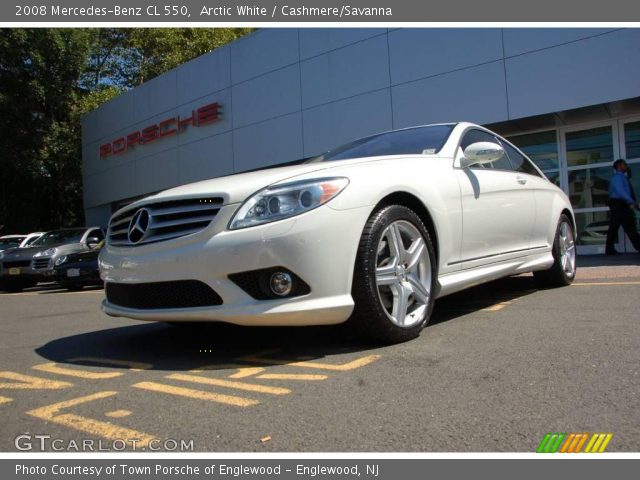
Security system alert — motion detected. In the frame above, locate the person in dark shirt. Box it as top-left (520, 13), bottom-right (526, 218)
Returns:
top-left (605, 159), bottom-right (640, 254)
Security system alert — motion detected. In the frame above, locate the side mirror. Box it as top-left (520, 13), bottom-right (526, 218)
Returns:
top-left (86, 237), bottom-right (100, 247)
top-left (461, 142), bottom-right (505, 168)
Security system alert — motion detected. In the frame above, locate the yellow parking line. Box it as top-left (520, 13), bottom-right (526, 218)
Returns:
top-left (69, 357), bottom-right (152, 371)
top-left (32, 363), bottom-right (123, 379)
top-left (0, 371), bottom-right (72, 390)
top-left (228, 367), bottom-right (265, 378)
top-left (573, 281), bottom-right (640, 286)
top-left (0, 395), bottom-right (13, 404)
top-left (481, 302), bottom-right (510, 312)
top-left (190, 365), bottom-right (265, 378)
top-left (105, 409), bottom-right (132, 418)
top-left (132, 381), bottom-right (258, 407)
top-left (167, 373), bottom-right (290, 395)
top-left (257, 373), bottom-right (328, 381)
top-left (26, 391), bottom-right (155, 447)
top-left (238, 352), bottom-right (381, 371)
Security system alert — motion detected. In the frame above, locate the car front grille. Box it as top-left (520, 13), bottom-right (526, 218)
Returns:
top-left (32, 258), bottom-right (51, 270)
top-left (105, 280), bottom-right (223, 310)
top-left (108, 197), bottom-right (224, 246)
top-left (2, 260), bottom-right (31, 269)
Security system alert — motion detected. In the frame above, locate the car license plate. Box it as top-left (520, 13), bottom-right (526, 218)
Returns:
top-left (8, 267), bottom-right (21, 275)
top-left (67, 268), bottom-right (80, 277)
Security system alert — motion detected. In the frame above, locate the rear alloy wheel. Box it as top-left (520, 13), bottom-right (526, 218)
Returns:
top-left (534, 214), bottom-right (576, 287)
top-left (349, 205), bottom-right (437, 343)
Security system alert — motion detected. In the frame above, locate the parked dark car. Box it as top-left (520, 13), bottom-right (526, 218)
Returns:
top-left (0, 235), bottom-right (26, 253)
top-left (52, 245), bottom-right (104, 291)
top-left (0, 227), bottom-right (104, 292)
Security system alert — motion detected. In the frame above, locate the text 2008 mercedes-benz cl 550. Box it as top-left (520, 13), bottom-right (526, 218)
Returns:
top-left (99, 123), bottom-right (576, 343)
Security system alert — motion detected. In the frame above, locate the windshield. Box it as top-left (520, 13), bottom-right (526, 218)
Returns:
top-left (309, 124), bottom-right (455, 162)
top-left (23, 235), bottom-right (41, 246)
top-left (31, 229), bottom-right (86, 247)
top-left (0, 238), bottom-right (24, 249)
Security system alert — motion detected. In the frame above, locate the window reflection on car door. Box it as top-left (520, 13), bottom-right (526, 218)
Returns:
top-left (454, 129), bottom-right (536, 269)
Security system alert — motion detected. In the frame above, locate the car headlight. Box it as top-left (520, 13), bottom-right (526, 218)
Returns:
top-left (229, 177), bottom-right (349, 230)
top-left (55, 256), bottom-right (67, 266)
top-left (34, 248), bottom-right (56, 257)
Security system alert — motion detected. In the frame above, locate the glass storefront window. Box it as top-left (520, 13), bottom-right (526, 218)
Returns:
top-left (569, 164), bottom-right (640, 209)
top-left (507, 130), bottom-right (559, 171)
top-left (629, 165), bottom-right (640, 201)
top-left (543, 170), bottom-right (561, 187)
top-left (575, 211), bottom-right (610, 246)
top-left (625, 121), bottom-right (640, 160)
top-left (566, 126), bottom-right (613, 166)
top-left (568, 166), bottom-right (614, 209)
top-left (575, 209), bottom-right (640, 247)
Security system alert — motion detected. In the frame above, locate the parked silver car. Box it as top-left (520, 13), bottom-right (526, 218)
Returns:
top-left (0, 227), bottom-right (104, 292)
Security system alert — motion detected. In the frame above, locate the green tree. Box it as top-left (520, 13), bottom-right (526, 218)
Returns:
top-left (81, 28), bottom-right (254, 91)
top-left (0, 28), bottom-right (90, 232)
top-left (0, 28), bottom-right (252, 233)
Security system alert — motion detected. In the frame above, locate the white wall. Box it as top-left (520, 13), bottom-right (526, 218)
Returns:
top-left (82, 28), bottom-right (640, 225)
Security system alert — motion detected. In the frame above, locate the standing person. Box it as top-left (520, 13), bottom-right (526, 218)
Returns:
top-left (605, 159), bottom-right (640, 254)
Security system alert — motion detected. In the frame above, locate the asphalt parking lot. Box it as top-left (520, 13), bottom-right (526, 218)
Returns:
top-left (1, 255), bottom-right (639, 452)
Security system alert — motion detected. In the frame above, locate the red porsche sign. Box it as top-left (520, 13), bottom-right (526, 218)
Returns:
top-left (99, 102), bottom-right (221, 158)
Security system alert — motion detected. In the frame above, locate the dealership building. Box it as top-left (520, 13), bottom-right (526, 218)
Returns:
top-left (82, 28), bottom-right (640, 254)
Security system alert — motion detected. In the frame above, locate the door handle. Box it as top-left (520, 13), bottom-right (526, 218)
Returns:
top-left (516, 176), bottom-right (528, 185)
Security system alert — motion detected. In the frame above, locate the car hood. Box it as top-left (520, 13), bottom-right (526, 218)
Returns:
top-left (130, 158), bottom-right (381, 208)
top-left (69, 249), bottom-right (101, 261)
top-left (2, 243), bottom-right (88, 260)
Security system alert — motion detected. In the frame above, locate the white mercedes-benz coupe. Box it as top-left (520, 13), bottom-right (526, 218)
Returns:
top-left (100, 122), bottom-right (576, 343)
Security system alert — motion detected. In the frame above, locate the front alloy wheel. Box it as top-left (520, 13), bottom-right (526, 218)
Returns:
top-left (534, 214), bottom-right (576, 287)
top-left (558, 220), bottom-right (576, 277)
top-left (349, 205), bottom-right (436, 343)
top-left (375, 220), bottom-right (432, 328)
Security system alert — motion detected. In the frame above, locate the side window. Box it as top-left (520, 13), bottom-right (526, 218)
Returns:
top-left (460, 129), bottom-right (512, 171)
top-left (501, 142), bottom-right (542, 177)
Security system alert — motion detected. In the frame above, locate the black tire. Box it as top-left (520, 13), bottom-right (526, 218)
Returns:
top-left (2, 279), bottom-right (34, 293)
top-left (3, 285), bottom-right (24, 293)
top-left (347, 205), bottom-right (437, 344)
top-left (534, 214), bottom-right (577, 287)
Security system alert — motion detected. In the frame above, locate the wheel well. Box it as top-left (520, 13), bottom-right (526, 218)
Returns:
top-left (562, 208), bottom-right (576, 231)
top-left (374, 192), bottom-right (439, 267)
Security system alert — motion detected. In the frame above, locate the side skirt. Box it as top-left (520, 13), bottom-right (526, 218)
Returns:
top-left (435, 250), bottom-right (554, 299)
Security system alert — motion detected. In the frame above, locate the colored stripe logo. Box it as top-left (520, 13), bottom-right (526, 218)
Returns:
top-left (537, 433), bottom-right (613, 453)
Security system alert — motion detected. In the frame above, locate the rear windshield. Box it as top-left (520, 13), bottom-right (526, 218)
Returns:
top-left (31, 229), bottom-right (86, 247)
top-left (309, 124), bottom-right (455, 162)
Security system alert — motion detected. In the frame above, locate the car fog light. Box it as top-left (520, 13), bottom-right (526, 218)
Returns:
top-left (270, 272), bottom-right (293, 296)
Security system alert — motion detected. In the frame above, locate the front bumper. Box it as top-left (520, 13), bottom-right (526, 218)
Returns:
top-left (53, 266), bottom-right (101, 285)
top-left (0, 265), bottom-right (50, 284)
top-left (99, 204), bottom-right (371, 326)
